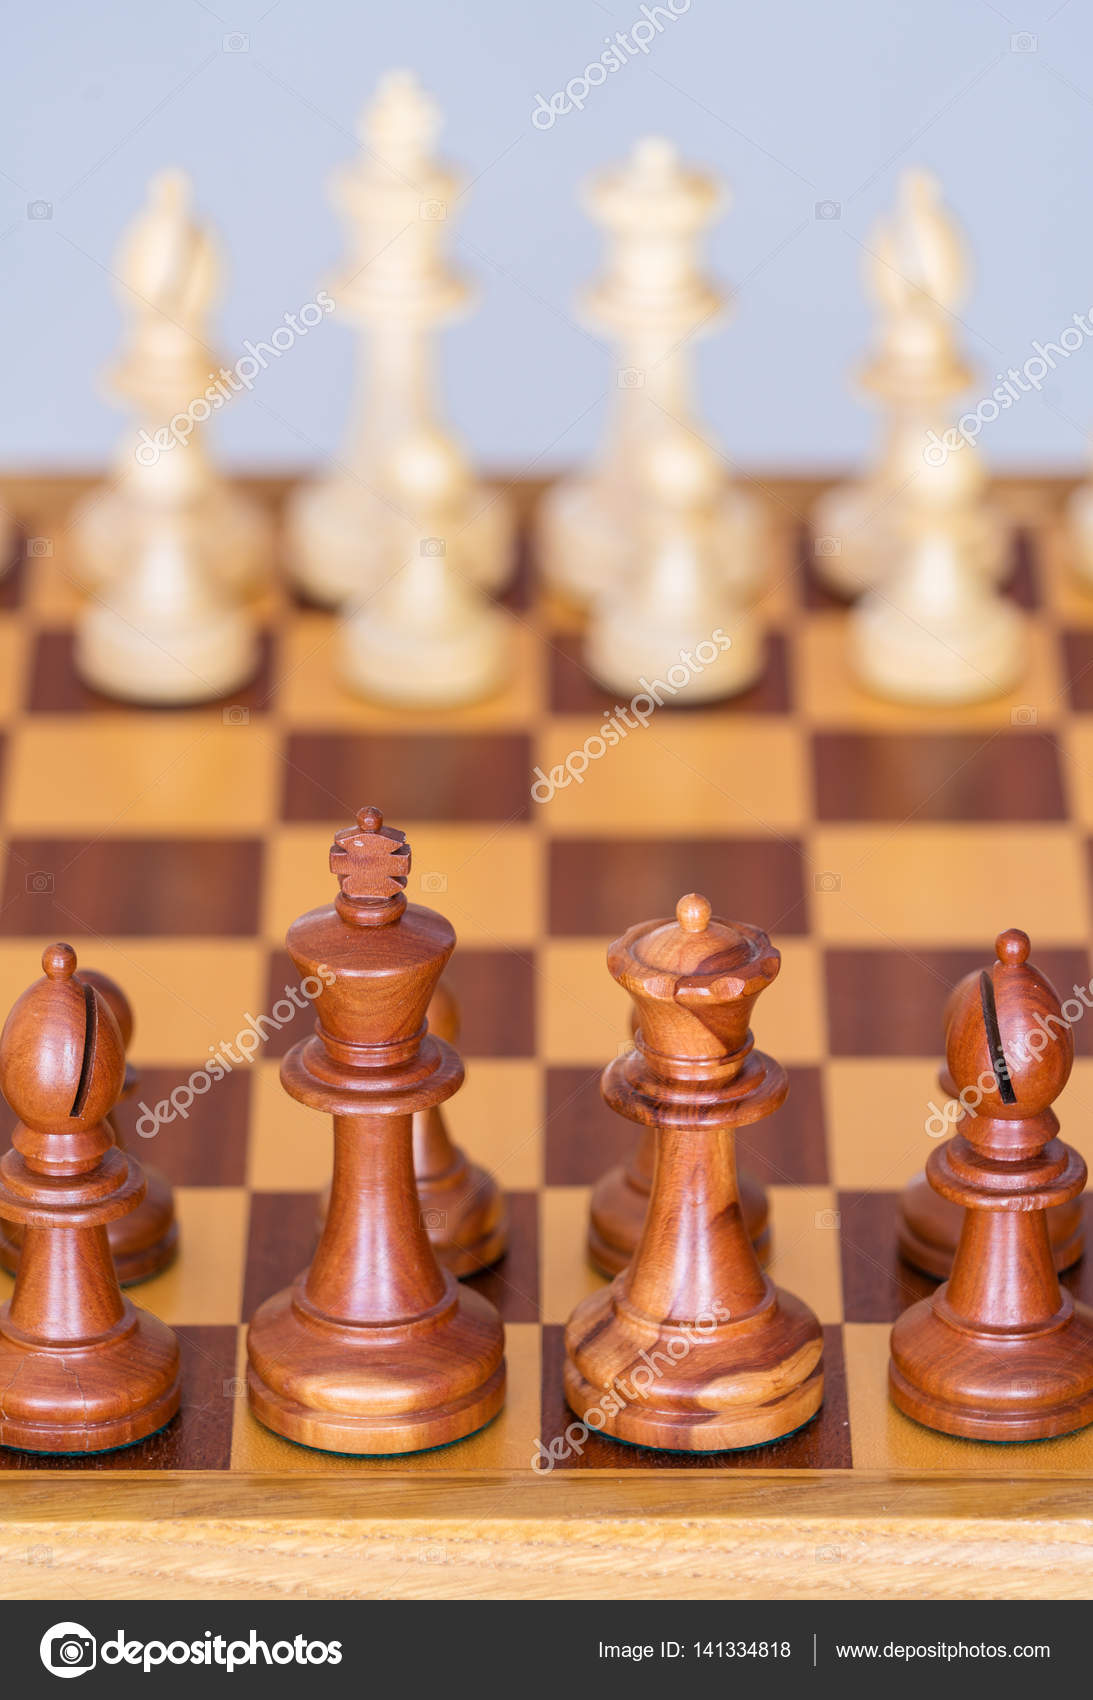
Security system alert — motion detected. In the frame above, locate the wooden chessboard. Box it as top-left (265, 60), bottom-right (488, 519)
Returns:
top-left (3, 471), bottom-right (1093, 1601)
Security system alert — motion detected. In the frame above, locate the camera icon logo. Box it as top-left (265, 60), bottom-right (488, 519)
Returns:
top-left (617, 367), bottom-right (645, 388)
top-left (27, 537), bottom-right (53, 557)
top-left (419, 199), bottom-right (447, 220)
top-left (420, 537), bottom-right (446, 557)
top-left (1010, 31), bottom-right (1037, 52)
top-left (222, 31), bottom-right (249, 51)
top-left (222, 705), bottom-right (250, 726)
top-left (815, 200), bottom-right (841, 220)
top-left (40, 1622), bottom-right (97, 1678)
top-left (814, 535), bottom-right (841, 557)
top-left (1010, 704), bottom-right (1038, 726)
top-left (421, 1207), bottom-right (448, 1230)
top-left (420, 871), bottom-right (447, 893)
top-left (813, 871), bottom-right (841, 893)
top-left (26, 871), bottom-right (54, 895)
top-left (27, 200), bottom-right (53, 221)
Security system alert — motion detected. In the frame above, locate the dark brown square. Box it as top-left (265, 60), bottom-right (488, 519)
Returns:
top-left (0, 1326), bottom-right (236, 1470)
top-left (243, 1192), bottom-right (316, 1321)
top-left (465, 1191), bottom-right (539, 1322)
top-left (547, 632), bottom-right (791, 715)
top-left (26, 629), bottom-right (276, 715)
top-left (0, 839), bottom-right (263, 936)
top-left (113, 1069), bottom-right (251, 1186)
top-left (538, 1323), bottom-right (849, 1469)
top-left (825, 947), bottom-right (1093, 1056)
top-left (443, 948), bottom-right (536, 1057)
top-left (0, 532), bottom-right (27, 610)
top-left (260, 951), bottom-right (320, 1059)
top-left (1060, 1197), bottom-right (1093, 1308)
top-left (837, 1190), bottom-right (937, 1323)
top-left (544, 1064), bottom-right (827, 1187)
top-left (813, 732), bottom-right (1065, 822)
top-left (549, 839), bottom-right (808, 937)
top-left (1061, 630), bottom-right (1093, 713)
top-left (281, 733), bottom-right (533, 822)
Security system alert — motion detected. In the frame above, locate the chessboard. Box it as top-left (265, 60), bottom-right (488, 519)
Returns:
top-left (3, 470), bottom-right (1093, 1602)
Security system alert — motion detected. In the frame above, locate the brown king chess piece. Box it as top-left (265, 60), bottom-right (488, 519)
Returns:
top-left (0, 966), bottom-right (178, 1284)
top-left (589, 1014), bottom-right (770, 1276)
top-left (890, 929), bottom-right (1093, 1440)
top-left (0, 944), bottom-right (180, 1452)
top-left (565, 894), bottom-right (823, 1450)
top-left (898, 968), bottom-right (1082, 1279)
top-left (247, 806), bottom-right (506, 1453)
top-left (316, 979), bottom-right (508, 1277)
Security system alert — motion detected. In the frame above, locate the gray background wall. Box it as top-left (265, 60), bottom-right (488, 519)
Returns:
top-left (4, 0), bottom-right (1093, 473)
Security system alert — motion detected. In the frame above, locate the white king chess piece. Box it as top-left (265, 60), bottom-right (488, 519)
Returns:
top-left (538, 137), bottom-right (763, 608)
top-left (814, 169), bottom-right (1005, 597)
top-left (71, 169), bottom-right (269, 595)
top-left (339, 428), bottom-right (512, 708)
top-left (287, 70), bottom-right (511, 609)
top-left (586, 429), bottom-right (763, 703)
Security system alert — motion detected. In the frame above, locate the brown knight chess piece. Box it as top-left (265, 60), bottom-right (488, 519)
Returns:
top-left (890, 929), bottom-right (1093, 1440)
top-left (247, 806), bottom-right (506, 1453)
top-left (565, 894), bottom-right (823, 1450)
top-left (0, 944), bottom-right (180, 1452)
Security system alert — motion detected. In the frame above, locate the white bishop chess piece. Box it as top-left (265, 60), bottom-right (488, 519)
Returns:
top-left (71, 169), bottom-right (269, 597)
top-left (586, 430), bottom-right (763, 702)
top-left (339, 429), bottom-right (512, 708)
top-left (851, 494), bottom-right (1025, 705)
top-left (75, 172), bottom-right (258, 703)
top-left (538, 137), bottom-right (762, 609)
top-left (287, 70), bottom-right (511, 608)
top-left (814, 169), bottom-right (1005, 597)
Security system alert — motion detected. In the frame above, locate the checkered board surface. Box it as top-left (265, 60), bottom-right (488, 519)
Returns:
top-left (3, 470), bottom-right (1093, 1482)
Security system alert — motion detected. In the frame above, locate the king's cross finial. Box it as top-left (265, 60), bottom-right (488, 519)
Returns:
top-left (330, 805), bottom-right (411, 906)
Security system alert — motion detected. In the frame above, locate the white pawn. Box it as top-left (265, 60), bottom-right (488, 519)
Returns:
top-left (851, 510), bottom-right (1024, 705)
top-left (288, 71), bottom-right (511, 608)
top-left (539, 137), bottom-right (762, 608)
top-left (76, 504), bottom-right (257, 704)
top-left (815, 169), bottom-right (1005, 596)
top-left (339, 430), bottom-right (511, 707)
top-left (72, 170), bottom-right (268, 595)
top-left (586, 431), bottom-right (763, 703)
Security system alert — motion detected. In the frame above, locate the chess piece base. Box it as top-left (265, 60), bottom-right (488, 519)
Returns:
top-left (0, 1305), bottom-right (180, 1453)
top-left (897, 1172), bottom-right (1083, 1280)
top-left (339, 603), bottom-right (509, 708)
top-left (889, 1291), bottom-right (1093, 1440)
top-left (813, 481), bottom-right (1007, 597)
top-left (247, 1277), bottom-right (505, 1454)
top-left (852, 590), bottom-right (1024, 705)
top-left (588, 1163), bottom-right (771, 1277)
top-left (74, 484), bottom-right (270, 596)
top-left (586, 609), bottom-right (763, 703)
top-left (77, 603), bottom-right (257, 705)
top-left (564, 1280), bottom-right (823, 1451)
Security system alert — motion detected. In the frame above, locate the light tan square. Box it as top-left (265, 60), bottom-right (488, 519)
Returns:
top-left (1061, 722), bottom-right (1093, 827)
top-left (247, 1060), bottom-right (328, 1190)
top-left (537, 718), bottom-right (807, 833)
top-left (766, 1186), bottom-right (843, 1325)
top-left (538, 940), bottom-right (635, 1064)
top-left (826, 1059), bottom-right (946, 1190)
top-left (263, 823), bottom-right (541, 945)
top-left (5, 720), bottom-right (278, 833)
top-left (540, 1186), bottom-right (606, 1325)
top-left (140, 1187), bottom-right (247, 1327)
top-left (845, 1323), bottom-right (1093, 1472)
top-left (446, 1060), bottom-right (543, 1190)
top-left (797, 615), bottom-right (1062, 728)
top-left (810, 826), bottom-right (1088, 943)
top-left (0, 617), bottom-right (28, 723)
top-left (229, 1322), bottom-right (541, 1473)
top-left (278, 613), bottom-right (542, 728)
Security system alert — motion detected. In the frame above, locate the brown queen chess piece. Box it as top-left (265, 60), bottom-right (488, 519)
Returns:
top-left (588, 1014), bottom-right (770, 1277)
top-left (890, 929), bottom-right (1093, 1440)
top-left (0, 944), bottom-right (180, 1452)
top-left (565, 895), bottom-right (823, 1450)
top-left (898, 968), bottom-right (1082, 1279)
top-left (0, 967), bottom-right (178, 1285)
top-left (316, 978), bottom-right (508, 1278)
top-left (247, 806), bottom-right (506, 1454)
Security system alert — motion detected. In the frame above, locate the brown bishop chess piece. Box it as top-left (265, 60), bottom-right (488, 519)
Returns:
top-left (565, 895), bottom-right (823, 1450)
top-left (316, 979), bottom-right (508, 1277)
top-left (0, 944), bottom-right (180, 1452)
top-left (890, 929), bottom-right (1093, 1441)
top-left (0, 967), bottom-right (178, 1284)
top-left (247, 806), bottom-right (506, 1454)
top-left (588, 1012), bottom-right (770, 1276)
top-left (898, 967), bottom-right (1082, 1279)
